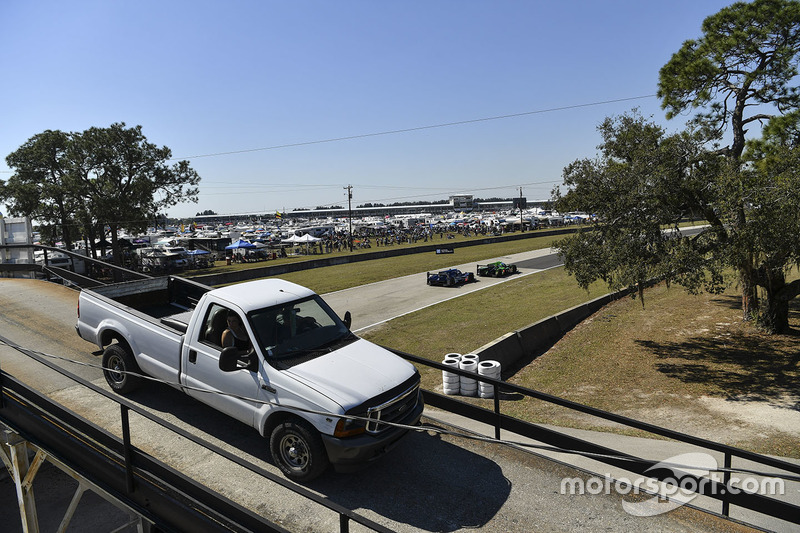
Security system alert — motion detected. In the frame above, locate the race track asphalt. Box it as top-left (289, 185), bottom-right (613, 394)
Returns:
top-left (324, 247), bottom-right (562, 333)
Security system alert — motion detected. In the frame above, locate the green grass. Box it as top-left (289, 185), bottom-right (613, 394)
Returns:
top-left (359, 268), bottom-right (609, 361)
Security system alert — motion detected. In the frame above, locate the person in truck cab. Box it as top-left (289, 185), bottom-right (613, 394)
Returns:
top-left (222, 310), bottom-right (252, 354)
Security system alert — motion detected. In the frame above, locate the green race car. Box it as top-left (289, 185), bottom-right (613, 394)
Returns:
top-left (477, 261), bottom-right (518, 278)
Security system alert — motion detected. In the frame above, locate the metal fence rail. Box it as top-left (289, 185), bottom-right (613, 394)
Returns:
top-left (0, 335), bottom-right (394, 533)
top-left (391, 349), bottom-right (800, 526)
top-left (1, 243), bottom-right (150, 284)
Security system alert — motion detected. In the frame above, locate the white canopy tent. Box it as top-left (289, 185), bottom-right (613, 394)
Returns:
top-left (281, 233), bottom-right (322, 254)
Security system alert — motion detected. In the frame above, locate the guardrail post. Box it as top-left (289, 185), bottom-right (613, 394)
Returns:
top-left (722, 452), bottom-right (731, 517)
top-left (339, 513), bottom-right (350, 533)
top-left (493, 384), bottom-right (501, 440)
top-left (120, 405), bottom-right (135, 493)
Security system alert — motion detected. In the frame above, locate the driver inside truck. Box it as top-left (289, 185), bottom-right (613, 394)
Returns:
top-left (221, 310), bottom-right (252, 354)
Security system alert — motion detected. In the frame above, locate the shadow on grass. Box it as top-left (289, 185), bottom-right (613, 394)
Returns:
top-left (636, 328), bottom-right (800, 407)
top-left (709, 294), bottom-right (745, 310)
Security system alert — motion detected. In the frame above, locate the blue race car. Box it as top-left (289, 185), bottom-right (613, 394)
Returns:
top-left (426, 268), bottom-right (476, 287)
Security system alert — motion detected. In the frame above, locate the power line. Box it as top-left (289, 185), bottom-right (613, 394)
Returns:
top-left (173, 95), bottom-right (657, 161)
top-left (0, 95), bottom-right (656, 175)
top-left (195, 180), bottom-right (563, 212)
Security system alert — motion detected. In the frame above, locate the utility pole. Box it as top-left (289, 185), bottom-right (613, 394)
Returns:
top-left (345, 185), bottom-right (353, 252)
top-left (519, 187), bottom-right (524, 232)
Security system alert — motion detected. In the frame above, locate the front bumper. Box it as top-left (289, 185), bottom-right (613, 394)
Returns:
top-left (321, 395), bottom-right (424, 472)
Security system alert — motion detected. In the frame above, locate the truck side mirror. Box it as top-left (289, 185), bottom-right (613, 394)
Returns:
top-left (219, 347), bottom-right (240, 372)
top-left (219, 346), bottom-right (258, 372)
top-left (343, 311), bottom-right (352, 330)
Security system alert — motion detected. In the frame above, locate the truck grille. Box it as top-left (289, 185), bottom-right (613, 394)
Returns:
top-left (365, 383), bottom-right (420, 434)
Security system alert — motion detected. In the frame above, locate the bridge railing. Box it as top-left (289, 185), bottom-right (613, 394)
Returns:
top-left (0, 336), bottom-right (394, 533)
top-left (391, 348), bottom-right (800, 527)
top-left (0, 244), bottom-right (149, 285)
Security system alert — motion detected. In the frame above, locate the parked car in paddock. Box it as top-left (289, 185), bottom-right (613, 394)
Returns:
top-left (477, 261), bottom-right (518, 278)
top-left (426, 268), bottom-right (475, 286)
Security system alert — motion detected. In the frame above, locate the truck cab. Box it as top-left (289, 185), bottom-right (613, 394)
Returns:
top-left (180, 279), bottom-right (423, 480)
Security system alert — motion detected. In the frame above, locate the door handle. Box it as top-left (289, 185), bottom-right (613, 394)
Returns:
top-left (261, 384), bottom-right (276, 394)
top-left (188, 350), bottom-right (197, 364)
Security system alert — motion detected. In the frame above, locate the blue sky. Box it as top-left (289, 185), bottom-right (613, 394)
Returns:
top-left (1, 0), bottom-right (736, 219)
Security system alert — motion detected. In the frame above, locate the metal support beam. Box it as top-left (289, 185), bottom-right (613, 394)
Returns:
top-left (57, 480), bottom-right (88, 533)
top-left (1, 424), bottom-right (155, 533)
top-left (1, 428), bottom-right (39, 533)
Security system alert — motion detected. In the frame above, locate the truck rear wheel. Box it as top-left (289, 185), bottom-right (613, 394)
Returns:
top-left (269, 419), bottom-right (329, 482)
top-left (102, 343), bottom-right (142, 394)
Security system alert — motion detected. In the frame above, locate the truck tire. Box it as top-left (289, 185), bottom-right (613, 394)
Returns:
top-left (269, 419), bottom-right (329, 482)
top-left (102, 343), bottom-right (142, 394)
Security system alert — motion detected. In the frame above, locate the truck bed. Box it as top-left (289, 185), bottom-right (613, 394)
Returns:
top-left (90, 276), bottom-right (209, 316)
top-left (85, 276), bottom-right (210, 335)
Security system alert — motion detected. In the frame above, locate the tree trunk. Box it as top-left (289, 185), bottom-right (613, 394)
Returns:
top-left (760, 295), bottom-right (789, 334)
top-left (57, 204), bottom-right (73, 251)
top-left (739, 254), bottom-right (759, 322)
top-left (87, 224), bottom-right (98, 260)
top-left (759, 273), bottom-right (800, 335)
top-left (109, 223), bottom-right (123, 282)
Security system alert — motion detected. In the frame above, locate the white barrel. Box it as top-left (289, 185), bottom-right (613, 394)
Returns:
top-left (442, 357), bottom-right (461, 391)
top-left (477, 360), bottom-right (501, 398)
top-left (478, 360), bottom-right (501, 377)
top-left (458, 359), bottom-right (478, 372)
top-left (442, 373), bottom-right (460, 385)
top-left (460, 384), bottom-right (478, 397)
top-left (458, 359), bottom-right (477, 395)
top-left (442, 358), bottom-right (460, 369)
top-left (460, 353), bottom-right (479, 363)
top-left (443, 383), bottom-right (461, 395)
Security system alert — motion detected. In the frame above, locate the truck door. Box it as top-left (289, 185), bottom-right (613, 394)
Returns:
top-left (182, 303), bottom-right (261, 426)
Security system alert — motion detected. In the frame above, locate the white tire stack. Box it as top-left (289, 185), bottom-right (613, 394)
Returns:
top-left (478, 360), bottom-right (502, 398)
top-left (442, 354), bottom-right (461, 395)
top-left (458, 356), bottom-right (478, 397)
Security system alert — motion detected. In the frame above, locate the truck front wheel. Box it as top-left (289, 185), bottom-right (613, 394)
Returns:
top-left (269, 419), bottom-right (329, 482)
top-left (102, 343), bottom-right (142, 394)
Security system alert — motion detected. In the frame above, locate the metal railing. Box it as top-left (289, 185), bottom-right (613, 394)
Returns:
top-left (0, 243), bottom-right (149, 285)
top-left (3, 330), bottom-right (797, 531)
top-left (0, 335), bottom-right (393, 533)
top-left (391, 349), bottom-right (800, 526)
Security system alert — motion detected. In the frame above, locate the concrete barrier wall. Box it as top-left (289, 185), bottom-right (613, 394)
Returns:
top-left (471, 331), bottom-right (523, 370)
top-left (474, 288), bottom-right (632, 373)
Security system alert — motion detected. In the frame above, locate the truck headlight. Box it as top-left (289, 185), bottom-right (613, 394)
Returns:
top-left (334, 416), bottom-right (366, 438)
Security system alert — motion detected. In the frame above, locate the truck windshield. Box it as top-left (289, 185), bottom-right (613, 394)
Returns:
top-left (248, 295), bottom-right (353, 361)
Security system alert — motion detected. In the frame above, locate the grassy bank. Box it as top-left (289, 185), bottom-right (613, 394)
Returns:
top-left (503, 282), bottom-right (800, 457)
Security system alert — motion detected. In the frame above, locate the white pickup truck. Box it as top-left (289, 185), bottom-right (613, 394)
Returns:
top-left (76, 275), bottom-right (423, 481)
